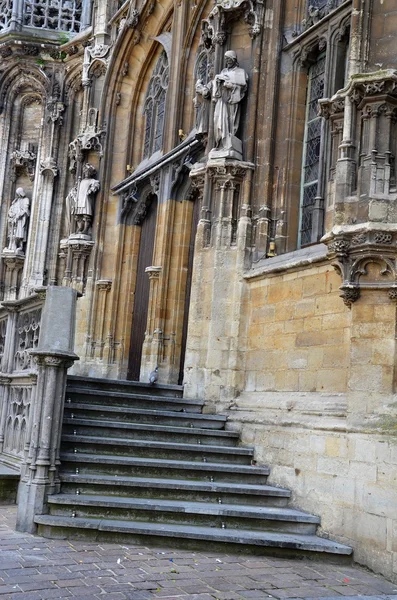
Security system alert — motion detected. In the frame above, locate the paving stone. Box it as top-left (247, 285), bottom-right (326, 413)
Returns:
top-left (0, 506), bottom-right (396, 600)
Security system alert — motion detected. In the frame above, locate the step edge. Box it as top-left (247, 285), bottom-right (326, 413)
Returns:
top-left (62, 419), bottom-right (239, 436)
top-left (59, 453), bottom-right (270, 473)
top-left (67, 375), bottom-right (183, 392)
top-left (61, 436), bottom-right (254, 454)
top-left (59, 474), bottom-right (289, 495)
top-left (33, 515), bottom-right (352, 554)
top-left (47, 495), bottom-right (320, 522)
top-left (65, 404), bottom-right (226, 420)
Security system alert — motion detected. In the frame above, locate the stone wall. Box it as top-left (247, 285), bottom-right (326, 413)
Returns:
top-left (226, 257), bottom-right (397, 582)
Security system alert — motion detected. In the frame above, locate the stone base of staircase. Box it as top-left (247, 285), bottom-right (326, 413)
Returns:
top-left (0, 464), bottom-right (19, 504)
top-left (34, 375), bottom-right (353, 561)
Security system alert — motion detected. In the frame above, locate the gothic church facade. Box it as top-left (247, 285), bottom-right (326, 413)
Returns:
top-left (0, 0), bottom-right (396, 582)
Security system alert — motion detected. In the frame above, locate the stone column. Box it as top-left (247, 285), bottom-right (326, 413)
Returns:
top-left (16, 286), bottom-right (79, 533)
top-left (185, 161), bottom-right (254, 408)
top-left (140, 266), bottom-right (162, 380)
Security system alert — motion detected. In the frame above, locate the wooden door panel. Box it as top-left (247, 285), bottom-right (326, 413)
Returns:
top-left (127, 197), bottom-right (157, 380)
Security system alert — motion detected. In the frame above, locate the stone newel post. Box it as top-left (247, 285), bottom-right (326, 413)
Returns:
top-left (16, 286), bottom-right (79, 533)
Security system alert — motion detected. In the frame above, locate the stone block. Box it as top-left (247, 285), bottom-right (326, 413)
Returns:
top-left (322, 344), bottom-right (348, 368)
top-left (351, 340), bottom-right (373, 365)
top-left (274, 369), bottom-right (299, 391)
top-left (39, 286), bottom-right (78, 353)
top-left (317, 456), bottom-right (349, 476)
top-left (303, 316), bottom-right (323, 331)
top-left (298, 370), bottom-right (317, 391)
top-left (294, 298), bottom-right (316, 318)
top-left (372, 339), bottom-right (396, 366)
top-left (332, 476), bottom-right (355, 506)
top-left (349, 365), bottom-right (384, 392)
top-left (302, 273), bottom-right (326, 297)
top-left (325, 436), bottom-right (341, 457)
top-left (316, 368), bottom-right (347, 392)
top-left (349, 460), bottom-right (377, 482)
top-left (353, 438), bottom-right (376, 462)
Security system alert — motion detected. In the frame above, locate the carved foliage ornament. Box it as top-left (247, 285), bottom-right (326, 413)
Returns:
top-left (327, 231), bottom-right (397, 306)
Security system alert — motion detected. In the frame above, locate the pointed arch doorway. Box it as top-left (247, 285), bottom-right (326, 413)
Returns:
top-left (127, 195), bottom-right (158, 381)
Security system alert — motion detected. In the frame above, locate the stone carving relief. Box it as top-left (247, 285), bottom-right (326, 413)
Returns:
top-left (82, 43), bottom-right (111, 86)
top-left (203, 0), bottom-right (265, 43)
top-left (3, 188), bottom-right (30, 256)
top-left (3, 386), bottom-right (32, 458)
top-left (10, 148), bottom-right (37, 182)
top-left (14, 308), bottom-right (41, 371)
top-left (301, 0), bottom-right (345, 32)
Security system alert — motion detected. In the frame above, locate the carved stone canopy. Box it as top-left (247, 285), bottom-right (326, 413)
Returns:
top-left (202, 0), bottom-right (265, 46)
top-left (10, 148), bottom-right (37, 182)
top-left (324, 226), bottom-right (397, 306)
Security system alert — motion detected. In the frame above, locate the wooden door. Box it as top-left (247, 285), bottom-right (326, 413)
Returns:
top-left (127, 197), bottom-right (157, 380)
top-left (178, 197), bottom-right (200, 385)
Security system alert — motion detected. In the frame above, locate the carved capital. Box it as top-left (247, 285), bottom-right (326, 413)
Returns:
top-left (96, 279), bottom-right (112, 292)
top-left (40, 157), bottom-right (58, 177)
top-left (145, 266), bottom-right (162, 280)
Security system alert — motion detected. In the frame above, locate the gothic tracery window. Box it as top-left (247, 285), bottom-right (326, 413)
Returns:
top-left (299, 54), bottom-right (326, 246)
top-left (143, 51), bottom-right (169, 159)
top-left (23, 0), bottom-right (82, 32)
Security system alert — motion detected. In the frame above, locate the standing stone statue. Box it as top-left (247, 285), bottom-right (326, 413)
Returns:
top-left (210, 50), bottom-right (248, 160)
top-left (194, 77), bottom-right (212, 135)
top-left (4, 187), bottom-right (30, 254)
top-left (69, 163), bottom-right (100, 237)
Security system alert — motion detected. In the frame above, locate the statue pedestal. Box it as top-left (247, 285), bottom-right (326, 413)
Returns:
top-left (1, 252), bottom-right (25, 300)
top-left (209, 135), bottom-right (243, 161)
top-left (68, 233), bottom-right (92, 242)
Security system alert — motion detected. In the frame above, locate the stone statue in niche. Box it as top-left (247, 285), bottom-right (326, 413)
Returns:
top-left (194, 78), bottom-right (212, 135)
top-left (68, 163), bottom-right (100, 238)
top-left (211, 51), bottom-right (248, 160)
top-left (4, 188), bottom-right (30, 255)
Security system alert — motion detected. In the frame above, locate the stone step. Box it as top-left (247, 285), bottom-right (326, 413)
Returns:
top-left (59, 474), bottom-right (291, 506)
top-left (60, 453), bottom-right (270, 484)
top-left (67, 375), bottom-right (183, 398)
top-left (62, 419), bottom-right (240, 446)
top-left (34, 515), bottom-right (353, 560)
top-left (47, 494), bottom-right (319, 534)
top-left (64, 404), bottom-right (226, 429)
top-left (65, 388), bottom-right (203, 412)
top-left (61, 435), bottom-right (254, 465)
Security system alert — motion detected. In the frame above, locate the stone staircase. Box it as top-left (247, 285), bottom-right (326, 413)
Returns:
top-left (35, 376), bottom-right (353, 559)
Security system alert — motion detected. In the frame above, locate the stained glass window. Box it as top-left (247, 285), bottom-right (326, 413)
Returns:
top-left (299, 55), bottom-right (326, 246)
top-left (143, 51), bottom-right (169, 159)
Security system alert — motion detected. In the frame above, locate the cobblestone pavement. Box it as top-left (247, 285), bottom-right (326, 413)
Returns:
top-left (1, 506), bottom-right (396, 600)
